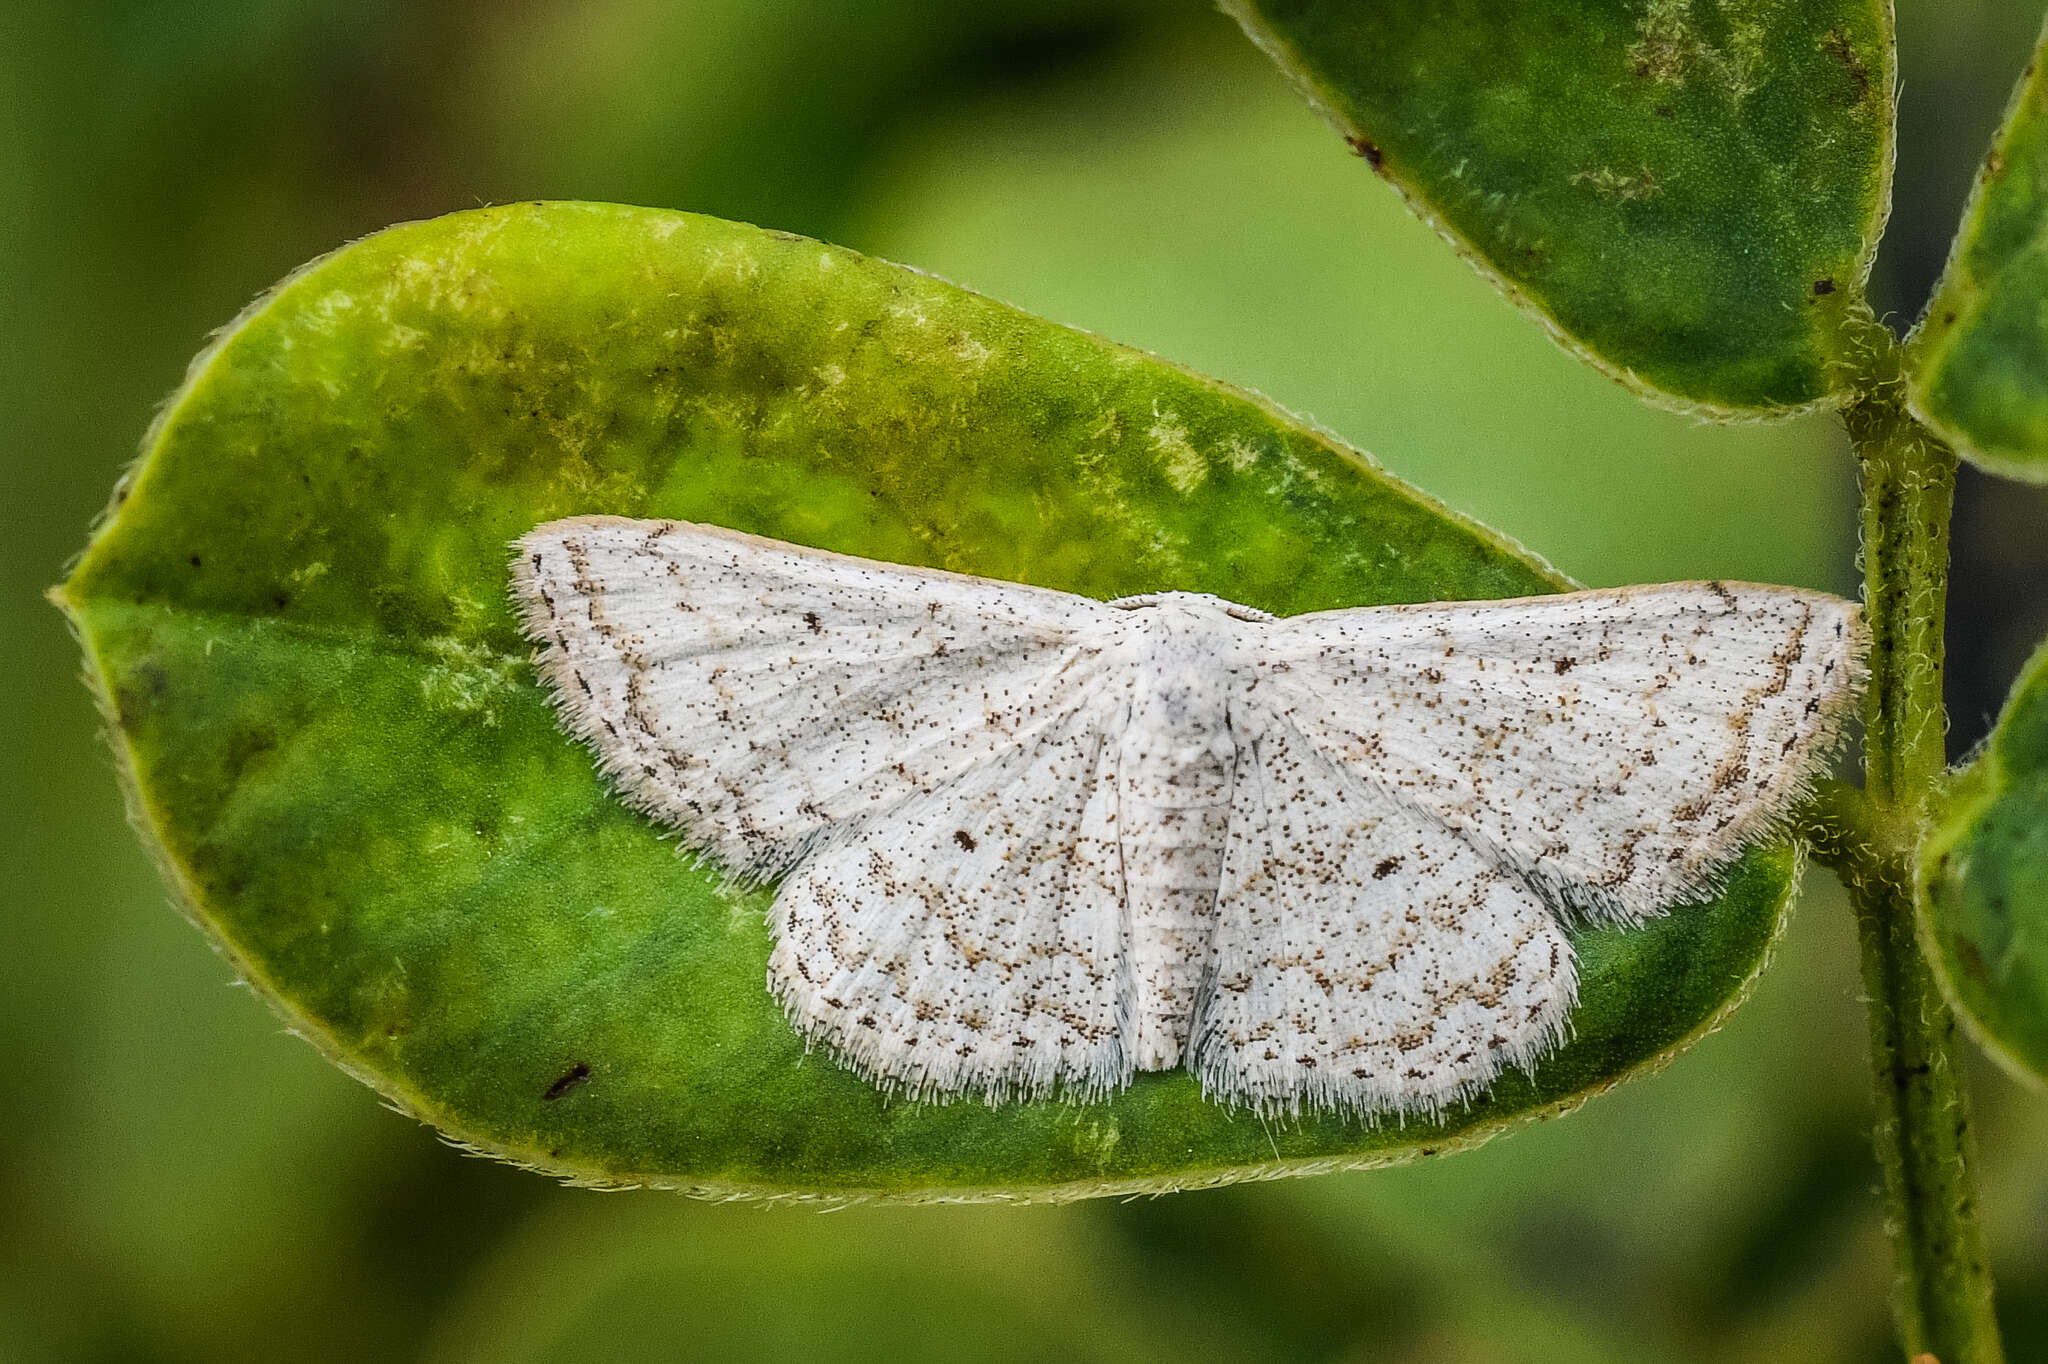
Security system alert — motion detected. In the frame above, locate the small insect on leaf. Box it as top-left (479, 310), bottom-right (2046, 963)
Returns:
top-left (516, 518), bottom-right (1867, 1119)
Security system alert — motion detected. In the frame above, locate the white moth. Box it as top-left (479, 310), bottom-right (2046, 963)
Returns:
top-left (513, 516), bottom-right (1865, 1119)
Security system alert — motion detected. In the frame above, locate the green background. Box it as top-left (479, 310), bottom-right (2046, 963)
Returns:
top-left (5, 1), bottom-right (2045, 1359)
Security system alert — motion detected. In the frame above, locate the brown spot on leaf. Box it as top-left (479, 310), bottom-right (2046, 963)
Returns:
top-left (114, 660), bottom-right (169, 731)
top-left (953, 829), bottom-right (978, 852)
top-left (1955, 938), bottom-right (1989, 984)
top-left (543, 1063), bottom-right (591, 1100)
top-left (1819, 27), bottom-right (1871, 103)
top-left (1373, 856), bottom-right (1403, 880)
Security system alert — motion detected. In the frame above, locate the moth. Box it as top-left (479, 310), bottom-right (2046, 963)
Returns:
top-left (513, 516), bottom-right (1865, 1118)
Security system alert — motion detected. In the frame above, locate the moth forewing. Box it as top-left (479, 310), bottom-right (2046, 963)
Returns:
top-left (1254, 583), bottom-right (1867, 924)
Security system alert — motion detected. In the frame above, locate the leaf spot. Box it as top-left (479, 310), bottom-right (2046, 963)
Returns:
top-left (543, 1063), bottom-right (592, 1101)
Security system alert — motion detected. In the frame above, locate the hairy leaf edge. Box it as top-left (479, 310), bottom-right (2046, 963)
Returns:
top-left (1904, 9), bottom-right (2048, 483)
top-left (1915, 650), bottom-right (2048, 1089)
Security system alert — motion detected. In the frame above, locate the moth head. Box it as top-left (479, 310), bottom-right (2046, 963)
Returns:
top-left (1107, 590), bottom-right (1274, 624)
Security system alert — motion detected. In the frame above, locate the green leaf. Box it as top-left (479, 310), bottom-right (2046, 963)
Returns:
top-left (1919, 637), bottom-right (2048, 1085)
top-left (1224, 0), bottom-right (1894, 415)
top-left (57, 202), bottom-right (1796, 1199)
top-left (1907, 14), bottom-right (2048, 482)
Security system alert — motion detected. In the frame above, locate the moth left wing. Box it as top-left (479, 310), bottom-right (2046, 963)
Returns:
top-left (769, 698), bottom-right (1134, 1104)
top-left (1250, 583), bottom-right (1865, 920)
top-left (515, 517), bottom-right (1121, 877)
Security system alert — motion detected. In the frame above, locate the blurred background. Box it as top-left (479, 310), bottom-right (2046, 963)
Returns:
top-left (5, 2), bottom-right (2046, 1360)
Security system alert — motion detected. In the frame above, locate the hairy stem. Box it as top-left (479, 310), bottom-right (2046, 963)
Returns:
top-left (1840, 326), bottom-right (2002, 1364)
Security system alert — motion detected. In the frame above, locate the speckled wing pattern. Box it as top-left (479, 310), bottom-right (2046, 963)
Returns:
top-left (514, 516), bottom-right (1118, 875)
top-left (1193, 720), bottom-right (1576, 1116)
top-left (515, 517), bottom-right (1865, 1119)
top-left (1254, 584), bottom-right (1865, 923)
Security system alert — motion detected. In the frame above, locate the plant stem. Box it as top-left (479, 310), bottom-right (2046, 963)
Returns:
top-left (1839, 330), bottom-right (2003, 1363)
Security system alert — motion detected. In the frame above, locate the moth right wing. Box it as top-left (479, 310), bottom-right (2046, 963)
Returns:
top-left (1190, 713), bottom-right (1576, 1118)
top-left (515, 517), bottom-right (1121, 877)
